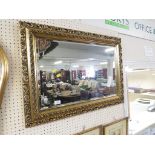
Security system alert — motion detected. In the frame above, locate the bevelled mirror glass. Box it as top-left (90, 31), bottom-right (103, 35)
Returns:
top-left (37, 39), bottom-right (116, 110)
top-left (0, 47), bottom-right (9, 107)
top-left (20, 21), bottom-right (124, 127)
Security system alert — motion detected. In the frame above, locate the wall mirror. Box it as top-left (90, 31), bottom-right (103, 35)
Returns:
top-left (0, 47), bottom-right (9, 107)
top-left (20, 21), bottom-right (123, 127)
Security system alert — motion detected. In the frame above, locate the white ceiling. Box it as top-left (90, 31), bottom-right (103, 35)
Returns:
top-left (38, 40), bottom-right (115, 68)
top-left (41, 40), bottom-right (114, 59)
top-left (56, 40), bottom-right (110, 51)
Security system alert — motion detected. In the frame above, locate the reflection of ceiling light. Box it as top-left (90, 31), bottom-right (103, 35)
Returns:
top-left (79, 58), bottom-right (95, 62)
top-left (87, 66), bottom-right (95, 77)
top-left (39, 65), bottom-right (44, 68)
top-left (100, 62), bottom-right (107, 65)
top-left (54, 61), bottom-right (62, 64)
top-left (88, 58), bottom-right (95, 61)
top-left (152, 74), bottom-right (155, 76)
top-left (105, 47), bottom-right (115, 52)
top-left (72, 65), bottom-right (79, 68)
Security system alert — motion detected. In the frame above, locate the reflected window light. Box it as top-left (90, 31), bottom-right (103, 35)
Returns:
top-left (82, 75), bottom-right (86, 79)
top-left (87, 66), bottom-right (95, 77)
top-left (39, 65), bottom-right (44, 68)
top-left (113, 62), bottom-right (115, 68)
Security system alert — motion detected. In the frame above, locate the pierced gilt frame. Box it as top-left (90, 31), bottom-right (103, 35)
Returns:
top-left (19, 21), bottom-right (124, 127)
top-left (0, 47), bottom-right (9, 107)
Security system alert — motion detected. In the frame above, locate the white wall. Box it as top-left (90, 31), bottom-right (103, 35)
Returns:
top-left (0, 19), bottom-right (126, 135)
top-left (128, 70), bottom-right (155, 89)
top-left (121, 34), bottom-right (155, 69)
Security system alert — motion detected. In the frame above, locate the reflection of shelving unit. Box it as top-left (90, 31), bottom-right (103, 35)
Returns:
top-left (95, 69), bottom-right (107, 79)
top-left (95, 69), bottom-right (115, 79)
top-left (71, 70), bottom-right (76, 80)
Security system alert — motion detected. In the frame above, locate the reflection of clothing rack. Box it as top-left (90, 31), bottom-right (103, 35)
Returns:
top-left (71, 70), bottom-right (76, 80)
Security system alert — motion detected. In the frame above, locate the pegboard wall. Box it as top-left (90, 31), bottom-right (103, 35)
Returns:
top-left (0, 19), bottom-right (127, 135)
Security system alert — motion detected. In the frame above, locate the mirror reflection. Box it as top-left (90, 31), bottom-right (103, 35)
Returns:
top-left (36, 38), bottom-right (116, 110)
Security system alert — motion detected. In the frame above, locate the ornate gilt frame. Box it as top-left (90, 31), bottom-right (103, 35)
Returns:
top-left (19, 21), bottom-right (124, 127)
top-left (0, 47), bottom-right (9, 107)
